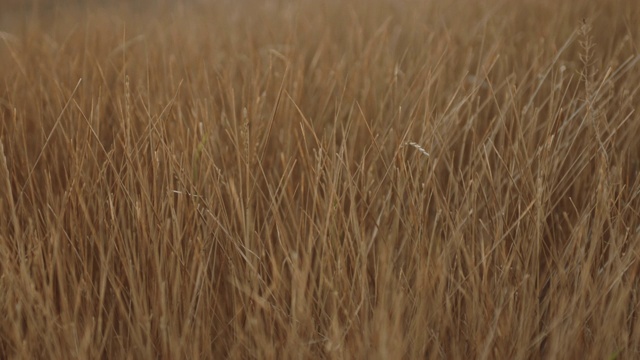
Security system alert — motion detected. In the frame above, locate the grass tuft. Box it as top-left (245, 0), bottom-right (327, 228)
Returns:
top-left (1, 0), bottom-right (640, 358)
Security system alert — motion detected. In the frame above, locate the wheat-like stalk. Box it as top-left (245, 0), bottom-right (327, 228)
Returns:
top-left (406, 141), bottom-right (430, 157)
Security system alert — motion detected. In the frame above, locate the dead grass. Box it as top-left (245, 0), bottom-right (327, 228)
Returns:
top-left (1, 0), bottom-right (640, 358)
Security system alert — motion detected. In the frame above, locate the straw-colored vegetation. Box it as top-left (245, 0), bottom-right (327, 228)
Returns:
top-left (1, 0), bottom-right (640, 358)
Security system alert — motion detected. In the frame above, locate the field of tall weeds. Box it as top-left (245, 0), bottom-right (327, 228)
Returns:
top-left (1, 0), bottom-right (640, 358)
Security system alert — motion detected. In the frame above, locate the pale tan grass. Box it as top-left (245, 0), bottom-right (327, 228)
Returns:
top-left (1, 0), bottom-right (640, 358)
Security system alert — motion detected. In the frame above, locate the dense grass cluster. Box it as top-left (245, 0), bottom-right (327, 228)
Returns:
top-left (1, 0), bottom-right (640, 358)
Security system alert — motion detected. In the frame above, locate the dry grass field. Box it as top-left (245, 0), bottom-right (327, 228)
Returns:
top-left (1, 0), bottom-right (640, 358)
